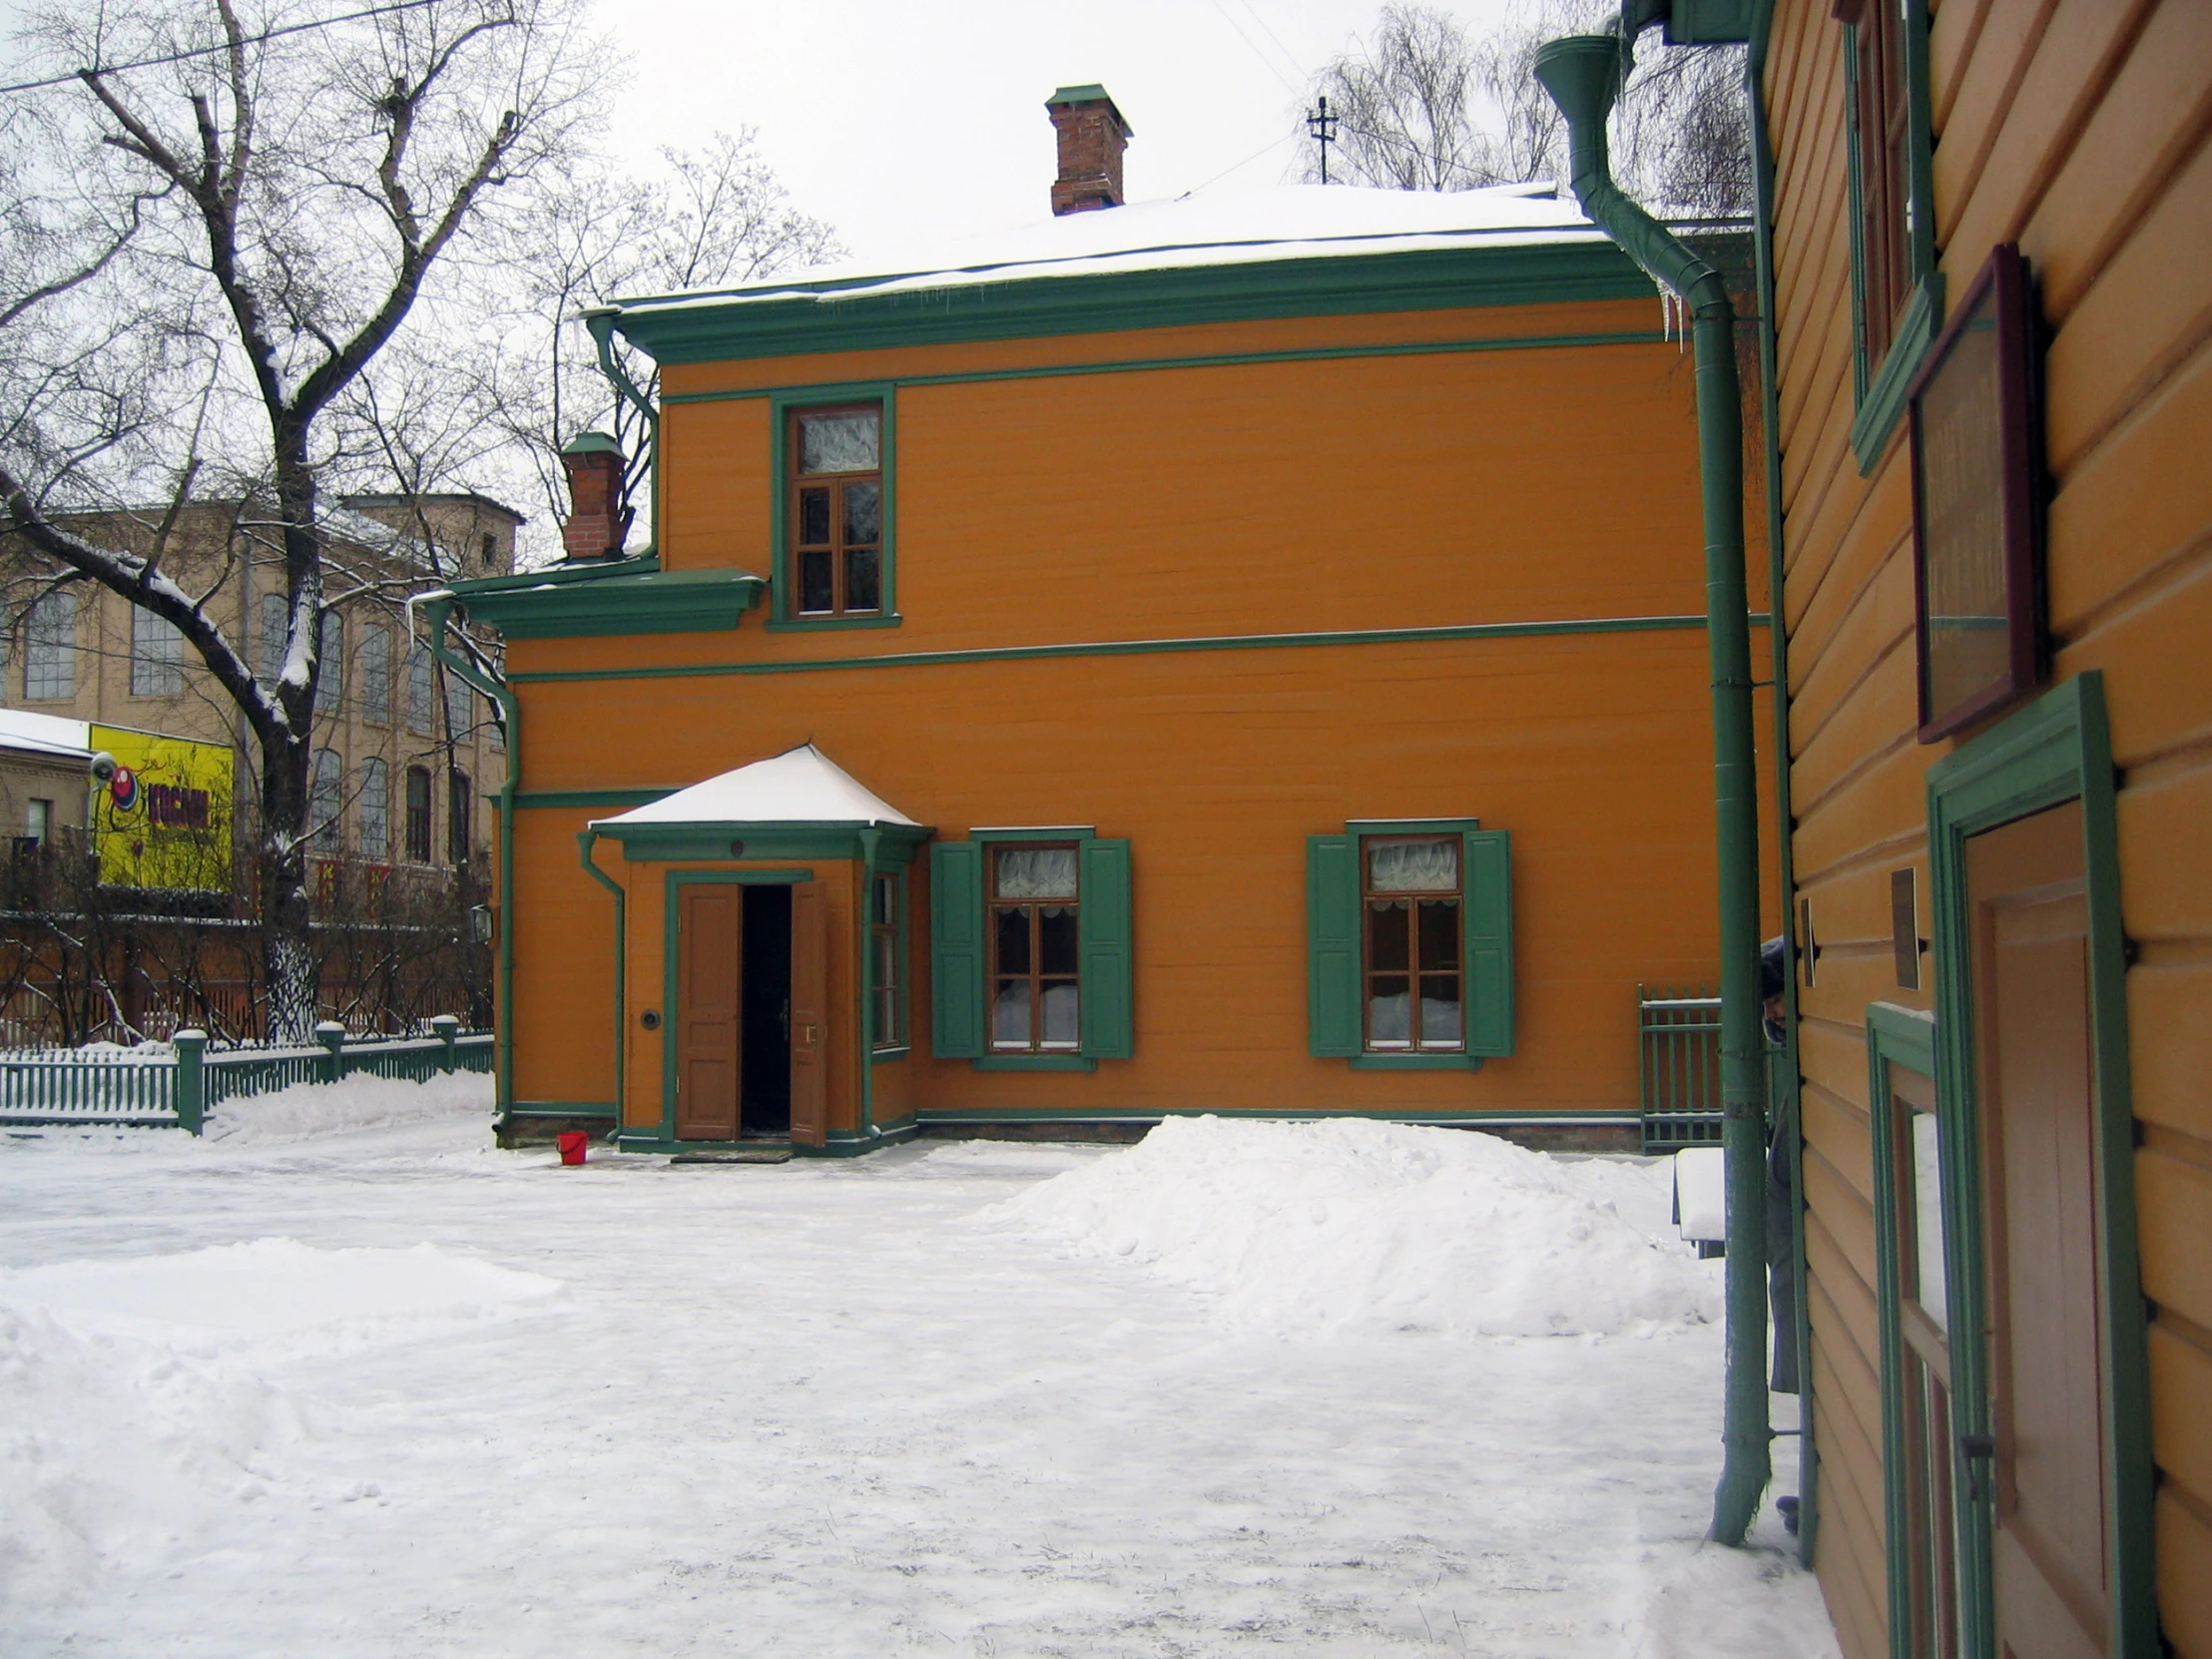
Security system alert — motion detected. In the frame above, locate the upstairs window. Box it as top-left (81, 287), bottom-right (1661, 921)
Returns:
top-left (448, 770), bottom-right (472, 866)
top-left (1839, 0), bottom-right (1911, 366)
top-left (131, 605), bottom-right (184, 698)
top-left (358, 623), bottom-right (392, 726)
top-left (24, 591), bottom-right (76, 701)
top-left (787, 403), bottom-right (884, 620)
top-left (403, 766), bottom-right (432, 862)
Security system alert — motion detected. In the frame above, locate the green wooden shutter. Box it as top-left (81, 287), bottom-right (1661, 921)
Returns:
top-left (1308, 834), bottom-right (1361, 1057)
top-left (1078, 837), bottom-right (1134, 1059)
top-left (929, 840), bottom-right (984, 1059)
top-left (1463, 830), bottom-right (1515, 1057)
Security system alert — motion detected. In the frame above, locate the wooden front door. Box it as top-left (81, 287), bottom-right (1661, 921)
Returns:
top-left (675, 883), bottom-right (742, 1140)
top-left (1965, 801), bottom-right (2109, 1658)
top-left (789, 879), bottom-right (827, 1148)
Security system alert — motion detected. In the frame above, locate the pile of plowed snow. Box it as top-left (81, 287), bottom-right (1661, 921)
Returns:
top-left (987, 1116), bottom-right (1718, 1339)
top-left (204, 1070), bottom-right (491, 1144)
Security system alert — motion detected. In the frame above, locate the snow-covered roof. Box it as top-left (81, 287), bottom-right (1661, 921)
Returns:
top-left (593, 745), bottom-right (919, 830)
top-left (615, 183), bottom-right (1607, 316)
top-left (0, 708), bottom-right (92, 761)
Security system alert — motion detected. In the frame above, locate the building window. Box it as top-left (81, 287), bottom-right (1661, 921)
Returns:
top-left (24, 590), bottom-right (76, 701)
top-left (315, 612), bottom-right (343, 712)
top-left (788, 404), bottom-right (883, 619)
top-left (406, 645), bottom-right (433, 735)
top-left (447, 770), bottom-right (471, 866)
top-left (1841, 0), bottom-right (1910, 366)
top-left (870, 870), bottom-right (905, 1051)
top-left (442, 666), bottom-right (471, 742)
top-left (357, 757), bottom-right (388, 859)
top-left (130, 606), bottom-right (185, 698)
top-left (309, 748), bottom-right (343, 852)
top-left (25, 799), bottom-right (52, 846)
top-left (479, 533), bottom-right (496, 569)
top-left (258, 592), bottom-right (288, 682)
top-left (1361, 836), bottom-right (1464, 1052)
top-left (987, 845), bottom-right (1083, 1052)
top-left (358, 623), bottom-right (392, 726)
top-left (1308, 823), bottom-right (1514, 1064)
top-left (929, 834), bottom-right (1133, 1064)
top-left (403, 766), bottom-right (432, 862)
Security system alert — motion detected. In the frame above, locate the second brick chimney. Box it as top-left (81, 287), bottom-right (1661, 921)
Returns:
top-left (558, 430), bottom-right (631, 560)
top-left (1046, 84), bottom-right (1132, 216)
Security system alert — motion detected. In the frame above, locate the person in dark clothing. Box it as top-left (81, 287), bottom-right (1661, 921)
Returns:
top-left (1762, 936), bottom-right (1800, 1396)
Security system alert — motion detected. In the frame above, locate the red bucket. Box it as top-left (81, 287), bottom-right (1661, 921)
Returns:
top-left (557, 1131), bottom-right (589, 1167)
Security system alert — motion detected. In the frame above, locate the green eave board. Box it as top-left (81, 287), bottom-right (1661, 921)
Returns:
top-left (452, 563), bottom-right (765, 640)
top-left (599, 821), bottom-right (934, 863)
top-left (612, 240), bottom-right (1664, 365)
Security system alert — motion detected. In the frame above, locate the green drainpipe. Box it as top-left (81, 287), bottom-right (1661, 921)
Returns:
top-left (585, 308), bottom-right (660, 559)
top-left (576, 830), bottom-right (625, 1134)
top-left (1533, 30), bottom-right (1770, 1546)
top-left (424, 596), bottom-right (520, 1130)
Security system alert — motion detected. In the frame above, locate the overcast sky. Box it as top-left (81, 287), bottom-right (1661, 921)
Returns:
top-left (607, 0), bottom-right (1527, 266)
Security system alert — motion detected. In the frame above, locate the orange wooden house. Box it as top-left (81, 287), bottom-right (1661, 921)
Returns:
top-left (1564, 1), bottom-right (2212, 1655)
top-left (437, 88), bottom-right (1777, 1158)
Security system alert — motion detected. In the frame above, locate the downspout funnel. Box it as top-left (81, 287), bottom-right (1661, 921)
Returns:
top-left (1536, 29), bottom-right (1773, 1547)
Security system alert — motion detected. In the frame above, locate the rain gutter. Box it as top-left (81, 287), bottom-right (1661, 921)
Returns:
top-left (584, 307), bottom-right (661, 560)
top-left (1532, 28), bottom-right (1770, 1546)
top-left (576, 829), bottom-right (625, 1136)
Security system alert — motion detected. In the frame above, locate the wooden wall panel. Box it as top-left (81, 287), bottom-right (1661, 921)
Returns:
top-left (1766, 0), bottom-right (2212, 1648)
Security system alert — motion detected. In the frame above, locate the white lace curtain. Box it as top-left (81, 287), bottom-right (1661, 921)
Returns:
top-left (994, 847), bottom-right (1078, 900)
top-left (1367, 837), bottom-right (1458, 894)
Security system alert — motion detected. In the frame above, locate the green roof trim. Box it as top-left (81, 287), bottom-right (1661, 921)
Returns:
top-left (448, 563), bottom-right (764, 640)
top-left (611, 239), bottom-right (1679, 366)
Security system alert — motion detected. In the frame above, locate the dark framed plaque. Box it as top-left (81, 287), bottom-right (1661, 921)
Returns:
top-left (1908, 243), bottom-right (2044, 743)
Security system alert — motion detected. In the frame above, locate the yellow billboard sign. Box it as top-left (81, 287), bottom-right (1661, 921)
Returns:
top-left (90, 725), bottom-right (235, 893)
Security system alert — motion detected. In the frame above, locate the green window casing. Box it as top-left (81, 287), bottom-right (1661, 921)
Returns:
top-left (1307, 828), bottom-right (1514, 1061)
top-left (930, 835), bottom-right (1133, 1063)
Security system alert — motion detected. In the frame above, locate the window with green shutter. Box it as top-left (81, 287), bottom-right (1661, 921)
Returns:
top-left (1307, 821), bottom-right (1513, 1068)
top-left (930, 830), bottom-right (1133, 1069)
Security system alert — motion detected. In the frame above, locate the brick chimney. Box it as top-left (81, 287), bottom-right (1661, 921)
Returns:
top-left (1046, 85), bottom-right (1132, 216)
top-left (558, 431), bottom-right (630, 560)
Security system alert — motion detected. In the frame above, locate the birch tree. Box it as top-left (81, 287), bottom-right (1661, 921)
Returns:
top-left (0, 0), bottom-right (598, 1040)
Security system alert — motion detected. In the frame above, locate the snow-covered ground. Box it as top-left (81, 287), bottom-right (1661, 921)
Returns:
top-left (0, 1081), bottom-right (1839, 1657)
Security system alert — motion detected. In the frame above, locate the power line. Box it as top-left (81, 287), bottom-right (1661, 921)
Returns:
top-left (0, 0), bottom-right (450, 98)
top-left (1175, 131), bottom-right (1296, 201)
top-left (1228, 0), bottom-right (1309, 91)
top-left (1205, 0), bottom-right (1300, 95)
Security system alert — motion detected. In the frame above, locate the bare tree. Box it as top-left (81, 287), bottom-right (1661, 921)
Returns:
top-left (1305, 2), bottom-right (1753, 219)
top-left (0, 0), bottom-right (599, 1040)
top-left (478, 131), bottom-right (839, 553)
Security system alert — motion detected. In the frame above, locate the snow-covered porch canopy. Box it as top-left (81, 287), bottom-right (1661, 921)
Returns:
top-left (587, 745), bottom-right (933, 863)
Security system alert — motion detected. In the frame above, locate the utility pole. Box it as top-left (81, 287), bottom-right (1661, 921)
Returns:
top-left (1307, 94), bottom-right (1339, 184)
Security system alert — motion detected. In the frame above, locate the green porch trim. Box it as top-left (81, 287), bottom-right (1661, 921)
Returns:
top-left (660, 868), bottom-right (819, 1143)
top-left (767, 382), bottom-right (899, 629)
top-left (451, 565), bottom-right (765, 640)
top-left (1865, 999), bottom-right (1938, 1659)
top-left (1923, 672), bottom-right (2153, 1659)
top-left (661, 328), bottom-right (1673, 406)
top-left (500, 1101), bottom-right (620, 1117)
top-left (517, 788), bottom-right (676, 811)
top-left (602, 822), bottom-right (932, 863)
top-left (610, 240), bottom-right (1687, 365)
top-left (972, 1053), bottom-right (1097, 1073)
top-left (510, 611), bottom-right (1749, 686)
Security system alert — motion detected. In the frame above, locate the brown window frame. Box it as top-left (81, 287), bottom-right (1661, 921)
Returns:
top-left (1361, 834), bottom-right (1465, 1054)
top-left (1838, 0), bottom-right (1912, 367)
top-left (869, 869), bottom-right (905, 1051)
top-left (448, 770), bottom-right (472, 867)
top-left (787, 403), bottom-right (884, 620)
top-left (987, 841), bottom-right (1081, 1054)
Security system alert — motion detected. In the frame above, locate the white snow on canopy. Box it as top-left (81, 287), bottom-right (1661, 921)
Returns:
top-left (616, 182), bottom-right (1642, 316)
top-left (0, 709), bottom-right (92, 760)
top-left (592, 744), bottom-right (919, 829)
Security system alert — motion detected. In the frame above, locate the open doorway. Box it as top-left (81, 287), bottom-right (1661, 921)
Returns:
top-left (741, 883), bottom-right (793, 1138)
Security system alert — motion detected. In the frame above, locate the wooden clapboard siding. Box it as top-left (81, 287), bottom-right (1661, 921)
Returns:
top-left (1765, 0), bottom-right (2212, 1649)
